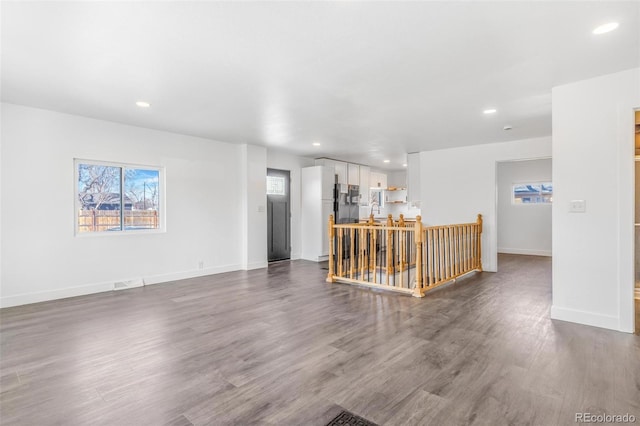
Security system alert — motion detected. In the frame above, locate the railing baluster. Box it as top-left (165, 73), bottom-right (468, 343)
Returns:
top-left (386, 215), bottom-right (392, 286)
top-left (451, 226), bottom-right (456, 278)
top-left (414, 216), bottom-right (423, 297)
top-left (350, 228), bottom-right (355, 279)
top-left (426, 228), bottom-right (432, 287)
top-left (337, 228), bottom-right (343, 277)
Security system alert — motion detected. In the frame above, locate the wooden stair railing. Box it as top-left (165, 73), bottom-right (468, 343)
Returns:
top-left (327, 214), bottom-right (483, 297)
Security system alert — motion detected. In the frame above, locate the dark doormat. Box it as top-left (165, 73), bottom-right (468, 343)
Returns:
top-left (326, 410), bottom-right (378, 426)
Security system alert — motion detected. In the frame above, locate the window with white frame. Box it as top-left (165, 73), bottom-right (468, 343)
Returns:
top-left (76, 160), bottom-right (163, 233)
top-left (512, 182), bottom-right (552, 205)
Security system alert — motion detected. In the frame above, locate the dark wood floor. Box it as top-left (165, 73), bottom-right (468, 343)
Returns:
top-left (1, 254), bottom-right (638, 426)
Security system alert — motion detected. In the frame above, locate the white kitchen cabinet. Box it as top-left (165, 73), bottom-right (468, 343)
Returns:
top-left (301, 165), bottom-right (335, 261)
top-left (334, 161), bottom-right (348, 185)
top-left (348, 163), bottom-right (359, 186)
top-left (370, 172), bottom-right (388, 189)
top-left (359, 165), bottom-right (371, 204)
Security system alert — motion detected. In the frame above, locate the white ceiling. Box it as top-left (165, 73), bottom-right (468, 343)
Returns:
top-left (2, 1), bottom-right (639, 170)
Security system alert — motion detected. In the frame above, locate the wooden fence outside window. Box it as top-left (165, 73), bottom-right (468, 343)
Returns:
top-left (77, 210), bottom-right (159, 232)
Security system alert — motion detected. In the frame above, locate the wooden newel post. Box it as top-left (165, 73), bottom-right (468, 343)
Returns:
top-left (414, 215), bottom-right (424, 297)
top-left (398, 214), bottom-right (405, 227)
top-left (327, 215), bottom-right (336, 283)
top-left (476, 214), bottom-right (483, 272)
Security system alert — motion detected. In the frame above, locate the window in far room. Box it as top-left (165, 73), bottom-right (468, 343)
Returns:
top-left (266, 175), bottom-right (286, 195)
top-left (512, 182), bottom-right (553, 204)
top-left (75, 160), bottom-right (162, 233)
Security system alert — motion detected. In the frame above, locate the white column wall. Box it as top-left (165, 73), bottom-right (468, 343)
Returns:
top-left (552, 68), bottom-right (640, 332)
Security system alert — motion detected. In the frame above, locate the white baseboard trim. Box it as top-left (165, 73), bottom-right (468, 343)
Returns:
top-left (243, 261), bottom-right (268, 271)
top-left (1, 281), bottom-right (115, 308)
top-left (550, 305), bottom-right (622, 332)
top-left (0, 263), bottom-right (244, 309)
top-left (498, 247), bottom-right (552, 257)
top-left (144, 264), bottom-right (243, 285)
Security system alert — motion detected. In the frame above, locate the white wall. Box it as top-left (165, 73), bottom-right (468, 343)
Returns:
top-left (497, 159), bottom-right (552, 256)
top-left (267, 150), bottom-right (314, 260)
top-left (239, 144), bottom-right (268, 270)
top-left (419, 136), bottom-right (552, 272)
top-left (386, 171), bottom-right (407, 188)
top-left (552, 68), bottom-right (640, 333)
top-left (0, 103), bottom-right (251, 307)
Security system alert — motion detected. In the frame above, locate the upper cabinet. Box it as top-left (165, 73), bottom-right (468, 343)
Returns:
top-left (370, 172), bottom-right (388, 190)
top-left (359, 166), bottom-right (371, 204)
top-left (335, 162), bottom-right (348, 185)
top-left (360, 166), bottom-right (371, 189)
top-left (315, 158), bottom-right (348, 184)
top-left (348, 163), bottom-right (359, 186)
top-left (314, 158), bottom-right (362, 186)
top-left (314, 158), bottom-right (388, 203)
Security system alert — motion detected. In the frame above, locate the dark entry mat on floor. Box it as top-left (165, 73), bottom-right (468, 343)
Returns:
top-left (326, 410), bottom-right (378, 426)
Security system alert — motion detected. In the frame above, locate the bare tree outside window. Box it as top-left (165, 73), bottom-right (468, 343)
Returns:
top-left (76, 161), bottom-right (161, 233)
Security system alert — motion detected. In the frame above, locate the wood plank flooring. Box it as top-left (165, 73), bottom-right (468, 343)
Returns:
top-left (1, 254), bottom-right (638, 425)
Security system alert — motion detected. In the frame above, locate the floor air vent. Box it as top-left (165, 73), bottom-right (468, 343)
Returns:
top-left (113, 278), bottom-right (144, 291)
top-left (326, 410), bottom-right (378, 426)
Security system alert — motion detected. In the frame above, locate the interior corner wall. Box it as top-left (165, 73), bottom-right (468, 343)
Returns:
top-left (266, 149), bottom-right (314, 260)
top-left (552, 67), bottom-right (640, 333)
top-left (0, 103), bottom-right (245, 307)
top-left (419, 136), bottom-right (552, 273)
top-left (497, 159), bottom-right (552, 256)
top-left (239, 144), bottom-right (267, 270)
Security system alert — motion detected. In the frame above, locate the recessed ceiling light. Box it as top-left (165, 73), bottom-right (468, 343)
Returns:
top-left (312, 142), bottom-right (321, 146)
top-left (402, 163), bottom-right (407, 167)
top-left (483, 109), bottom-right (497, 114)
top-left (503, 125), bottom-right (513, 131)
top-left (136, 101), bottom-right (151, 108)
top-left (593, 22), bottom-right (619, 35)
top-left (383, 159), bottom-right (390, 163)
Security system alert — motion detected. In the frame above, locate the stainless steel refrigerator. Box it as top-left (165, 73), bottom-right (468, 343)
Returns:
top-left (334, 183), bottom-right (360, 224)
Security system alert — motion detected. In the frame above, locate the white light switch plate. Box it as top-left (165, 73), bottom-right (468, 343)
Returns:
top-left (257, 205), bottom-right (265, 213)
top-left (569, 200), bottom-right (586, 213)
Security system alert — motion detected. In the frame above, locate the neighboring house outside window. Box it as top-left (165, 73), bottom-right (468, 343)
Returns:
top-left (75, 160), bottom-right (163, 233)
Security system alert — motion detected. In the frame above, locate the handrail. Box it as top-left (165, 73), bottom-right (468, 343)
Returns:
top-left (327, 214), bottom-right (483, 297)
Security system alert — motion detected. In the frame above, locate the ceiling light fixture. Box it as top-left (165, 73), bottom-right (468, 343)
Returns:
top-left (136, 101), bottom-right (151, 108)
top-left (483, 109), bottom-right (497, 114)
top-left (592, 22), bottom-right (619, 35)
top-left (383, 159), bottom-right (390, 163)
top-left (312, 142), bottom-right (321, 146)
top-left (402, 164), bottom-right (407, 167)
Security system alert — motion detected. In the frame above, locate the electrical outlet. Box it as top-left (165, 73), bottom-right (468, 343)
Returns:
top-left (198, 260), bottom-right (204, 270)
top-left (569, 200), bottom-right (586, 213)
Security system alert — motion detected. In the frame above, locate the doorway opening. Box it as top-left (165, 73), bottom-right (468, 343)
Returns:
top-left (496, 159), bottom-right (553, 265)
top-left (267, 168), bottom-right (291, 262)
